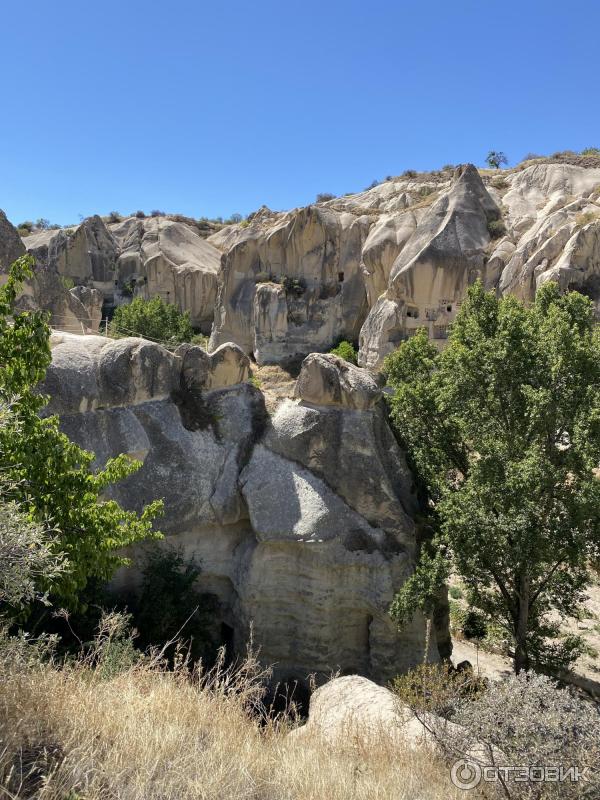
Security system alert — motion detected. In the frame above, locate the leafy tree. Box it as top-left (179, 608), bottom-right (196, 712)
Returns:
top-left (109, 296), bottom-right (194, 345)
top-left (0, 256), bottom-right (163, 609)
top-left (329, 340), bottom-right (358, 365)
top-left (485, 150), bottom-right (508, 169)
top-left (385, 281), bottom-right (600, 673)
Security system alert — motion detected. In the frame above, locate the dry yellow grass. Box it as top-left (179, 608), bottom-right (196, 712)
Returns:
top-left (0, 634), bottom-right (471, 800)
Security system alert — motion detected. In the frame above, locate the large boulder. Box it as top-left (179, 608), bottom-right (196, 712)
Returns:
top-left (294, 353), bottom-right (381, 410)
top-left (293, 675), bottom-right (442, 748)
top-left (0, 209), bottom-right (26, 272)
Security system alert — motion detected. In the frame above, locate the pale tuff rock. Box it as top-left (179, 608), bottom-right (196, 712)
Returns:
top-left (294, 352), bottom-right (381, 410)
top-left (42, 335), bottom-right (434, 686)
top-left (293, 675), bottom-right (443, 748)
top-left (176, 341), bottom-right (250, 391)
top-left (0, 211), bottom-right (100, 332)
top-left (110, 216), bottom-right (221, 330)
top-left (359, 165), bottom-right (500, 368)
top-left (6, 157), bottom-right (600, 370)
top-left (208, 205), bottom-right (371, 364)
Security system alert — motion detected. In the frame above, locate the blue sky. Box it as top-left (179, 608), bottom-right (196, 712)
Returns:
top-left (1, 0), bottom-right (598, 226)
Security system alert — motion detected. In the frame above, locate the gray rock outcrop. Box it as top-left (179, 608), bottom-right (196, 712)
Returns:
top-left (40, 335), bottom-right (434, 686)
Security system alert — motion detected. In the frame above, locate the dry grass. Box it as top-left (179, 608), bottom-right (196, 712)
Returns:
top-left (0, 630), bottom-right (469, 800)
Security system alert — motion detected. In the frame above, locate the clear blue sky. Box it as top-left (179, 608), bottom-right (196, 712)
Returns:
top-left (1, 0), bottom-right (598, 226)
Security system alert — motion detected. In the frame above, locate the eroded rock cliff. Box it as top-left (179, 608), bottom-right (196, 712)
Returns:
top-left (41, 337), bottom-right (434, 686)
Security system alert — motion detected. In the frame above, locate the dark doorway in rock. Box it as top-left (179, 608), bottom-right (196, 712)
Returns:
top-left (220, 622), bottom-right (235, 662)
top-left (266, 677), bottom-right (311, 718)
top-left (338, 271), bottom-right (345, 283)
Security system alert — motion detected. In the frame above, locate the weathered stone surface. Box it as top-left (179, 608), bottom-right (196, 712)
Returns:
top-left (294, 353), bottom-right (381, 410)
top-left (292, 675), bottom-right (441, 748)
top-left (42, 332), bottom-right (434, 687)
top-left (0, 209), bottom-right (26, 271)
top-left (43, 333), bottom-right (179, 414)
top-left (359, 165), bottom-right (499, 368)
top-left (110, 216), bottom-right (221, 330)
top-left (177, 341), bottom-right (250, 391)
top-left (209, 205), bottom-right (371, 364)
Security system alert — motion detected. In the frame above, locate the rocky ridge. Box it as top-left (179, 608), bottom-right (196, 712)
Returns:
top-left (4, 155), bottom-right (600, 370)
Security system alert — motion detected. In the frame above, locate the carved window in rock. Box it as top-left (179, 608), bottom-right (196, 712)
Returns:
top-left (433, 324), bottom-right (450, 340)
top-left (338, 271), bottom-right (345, 282)
top-left (406, 306), bottom-right (419, 319)
top-left (425, 307), bottom-right (438, 321)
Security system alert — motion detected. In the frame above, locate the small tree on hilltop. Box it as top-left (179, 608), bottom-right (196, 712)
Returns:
top-left (0, 256), bottom-right (163, 610)
top-left (385, 281), bottom-right (600, 674)
top-left (485, 150), bottom-right (508, 169)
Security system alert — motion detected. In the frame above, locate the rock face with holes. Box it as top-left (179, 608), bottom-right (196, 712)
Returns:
top-left (5, 156), bottom-right (600, 365)
top-left (208, 205), bottom-right (371, 365)
top-left (41, 336), bottom-right (436, 687)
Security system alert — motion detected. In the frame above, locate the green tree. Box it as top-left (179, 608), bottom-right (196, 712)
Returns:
top-left (385, 282), bottom-right (600, 673)
top-left (0, 256), bottom-right (163, 609)
top-left (329, 340), bottom-right (358, 364)
top-left (110, 296), bottom-right (194, 345)
top-left (485, 150), bottom-right (508, 169)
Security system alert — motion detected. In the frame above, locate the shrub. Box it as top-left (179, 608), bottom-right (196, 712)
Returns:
top-left (134, 210), bottom-right (146, 219)
top-left (581, 146), bottom-right (600, 157)
top-left (392, 661), bottom-right (487, 716)
top-left (329, 340), bottom-right (358, 364)
top-left (487, 217), bottom-right (507, 238)
top-left (315, 192), bottom-right (335, 203)
top-left (190, 333), bottom-right (208, 349)
top-left (448, 585), bottom-right (463, 600)
top-left (36, 218), bottom-right (51, 230)
top-left (281, 276), bottom-right (306, 297)
top-left (107, 211), bottom-right (122, 223)
top-left (17, 220), bottom-right (34, 233)
top-left (60, 276), bottom-right (75, 290)
top-left (442, 672), bottom-right (600, 800)
top-left (575, 211), bottom-right (600, 228)
top-left (0, 498), bottom-right (64, 607)
top-left (441, 164), bottom-right (455, 171)
top-left (109, 296), bottom-right (194, 344)
top-left (365, 179), bottom-right (379, 190)
top-left (521, 152), bottom-right (543, 161)
top-left (226, 213), bottom-right (243, 224)
top-left (491, 176), bottom-right (509, 190)
top-left (402, 169), bottom-right (418, 178)
top-left (0, 257), bottom-right (162, 610)
top-left (125, 546), bottom-right (218, 663)
top-left (150, 209), bottom-right (166, 217)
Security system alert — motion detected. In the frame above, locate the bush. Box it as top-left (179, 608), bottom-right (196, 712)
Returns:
top-left (581, 146), bottom-right (600, 157)
top-left (134, 210), bottom-right (146, 219)
top-left (491, 176), bottom-right (509, 190)
top-left (393, 661), bottom-right (487, 716)
top-left (329, 340), bottom-right (358, 364)
top-left (442, 672), bottom-right (600, 799)
top-left (0, 498), bottom-right (64, 607)
top-left (109, 296), bottom-right (194, 344)
top-left (281, 276), bottom-right (306, 297)
top-left (107, 211), bottom-right (122, 223)
top-left (487, 218), bottom-right (507, 238)
top-left (126, 546), bottom-right (218, 663)
top-left (17, 220), bottom-right (34, 233)
top-left (402, 169), bottom-right (418, 178)
top-left (315, 192), bottom-right (335, 203)
top-left (150, 209), bottom-right (166, 217)
top-left (575, 211), bottom-right (600, 228)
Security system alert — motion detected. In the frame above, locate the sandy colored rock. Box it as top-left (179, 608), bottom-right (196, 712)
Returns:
top-left (294, 353), bottom-right (381, 410)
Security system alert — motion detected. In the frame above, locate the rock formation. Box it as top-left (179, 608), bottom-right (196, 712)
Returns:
top-left (40, 338), bottom-right (434, 687)
top-left (4, 154), bottom-right (600, 368)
